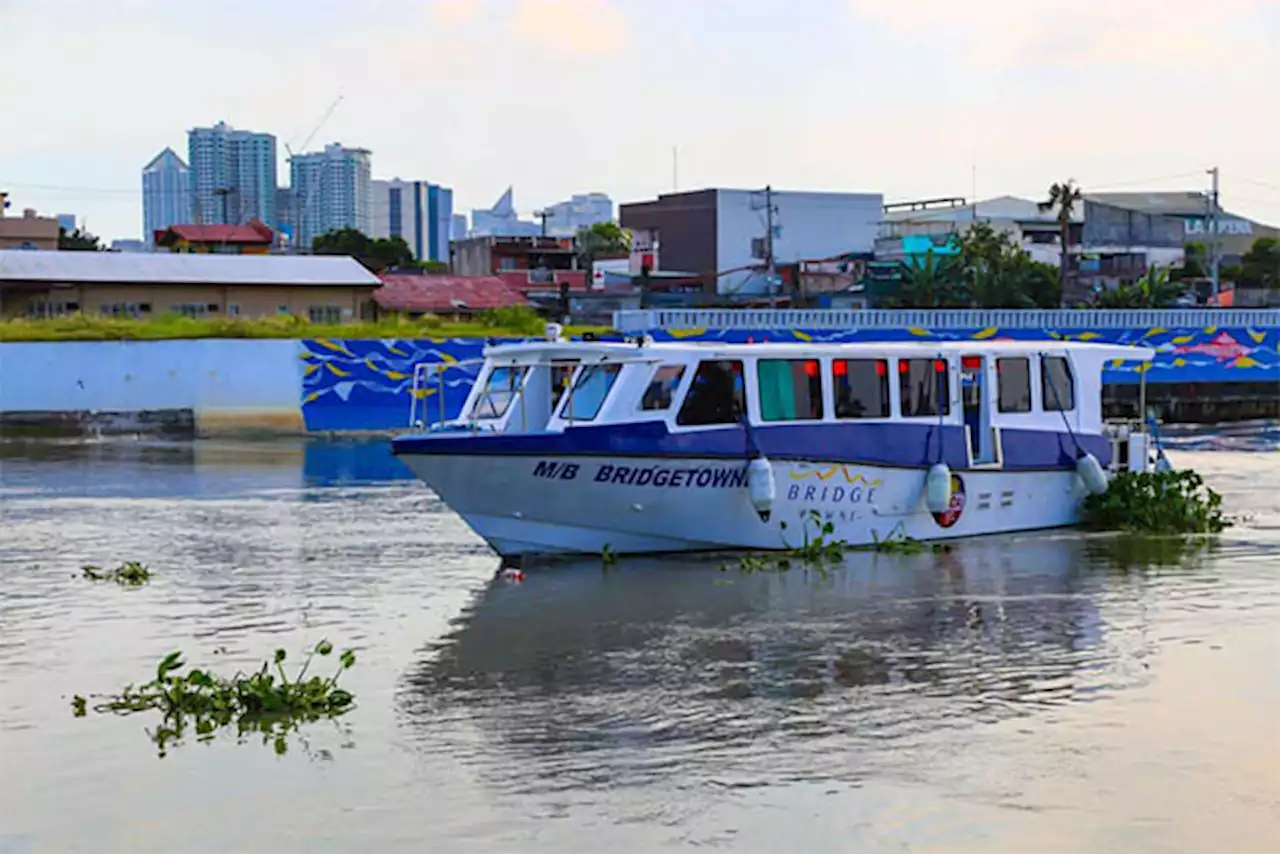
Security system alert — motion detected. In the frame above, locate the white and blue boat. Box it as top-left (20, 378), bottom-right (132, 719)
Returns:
top-left (390, 326), bottom-right (1158, 560)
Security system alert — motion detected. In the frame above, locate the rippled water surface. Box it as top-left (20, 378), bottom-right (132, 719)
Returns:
top-left (1, 432), bottom-right (1278, 853)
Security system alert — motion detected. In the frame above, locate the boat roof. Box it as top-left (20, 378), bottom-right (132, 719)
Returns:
top-left (484, 338), bottom-right (1155, 363)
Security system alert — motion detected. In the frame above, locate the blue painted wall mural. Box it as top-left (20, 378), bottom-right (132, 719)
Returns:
top-left (299, 337), bottom-right (523, 432)
top-left (299, 324), bottom-right (1279, 432)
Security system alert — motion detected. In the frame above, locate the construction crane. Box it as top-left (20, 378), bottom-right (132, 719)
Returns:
top-left (285, 95), bottom-right (345, 252)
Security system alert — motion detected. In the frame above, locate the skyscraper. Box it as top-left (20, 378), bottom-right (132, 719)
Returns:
top-left (141, 147), bottom-right (193, 247)
top-left (187, 122), bottom-right (277, 226)
top-left (371, 178), bottom-right (455, 262)
top-left (290, 143), bottom-right (372, 251)
top-left (542, 192), bottom-right (614, 235)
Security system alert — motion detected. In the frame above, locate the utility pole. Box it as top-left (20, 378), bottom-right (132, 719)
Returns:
top-left (672, 146), bottom-right (679, 191)
top-left (750, 185), bottom-right (780, 307)
top-left (1207, 166), bottom-right (1221, 300)
top-left (214, 187), bottom-right (234, 224)
top-left (534, 209), bottom-right (551, 237)
top-left (765, 185), bottom-right (777, 308)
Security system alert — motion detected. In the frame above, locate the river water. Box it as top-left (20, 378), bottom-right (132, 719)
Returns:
top-left (0, 428), bottom-right (1277, 853)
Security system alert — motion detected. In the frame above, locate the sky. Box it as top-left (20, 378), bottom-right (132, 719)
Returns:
top-left (2, 0), bottom-right (1278, 242)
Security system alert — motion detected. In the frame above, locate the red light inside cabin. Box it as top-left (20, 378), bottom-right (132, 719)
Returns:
top-left (962, 356), bottom-right (981, 370)
top-left (833, 360), bottom-right (848, 377)
top-left (934, 359), bottom-right (947, 373)
top-left (874, 360), bottom-right (886, 376)
top-left (803, 360), bottom-right (818, 377)
top-left (898, 361), bottom-right (909, 374)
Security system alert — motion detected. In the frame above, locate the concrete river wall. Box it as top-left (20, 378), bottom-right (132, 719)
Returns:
top-left (0, 309), bottom-right (1276, 437)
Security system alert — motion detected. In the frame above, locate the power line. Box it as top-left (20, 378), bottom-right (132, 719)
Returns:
top-left (1083, 171), bottom-right (1205, 191)
top-left (0, 180), bottom-right (141, 195)
top-left (1231, 174), bottom-right (1280, 195)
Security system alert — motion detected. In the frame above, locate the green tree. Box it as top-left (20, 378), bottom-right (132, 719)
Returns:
top-left (59, 227), bottom-right (104, 251)
top-left (312, 228), bottom-right (418, 272)
top-left (1239, 236), bottom-right (1280, 290)
top-left (885, 248), bottom-right (966, 308)
top-left (575, 221), bottom-right (632, 273)
top-left (1174, 241), bottom-right (1208, 281)
top-left (882, 223), bottom-right (1061, 309)
top-left (958, 221), bottom-right (1061, 308)
top-left (1094, 265), bottom-right (1182, 308)
top-left (1037, 180), bottom-right (1083, 296)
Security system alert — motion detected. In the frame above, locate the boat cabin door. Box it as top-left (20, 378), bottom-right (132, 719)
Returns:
top-left (961, 354), bottom-right (999, 465)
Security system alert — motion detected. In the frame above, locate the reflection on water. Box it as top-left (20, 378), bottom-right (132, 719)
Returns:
top-left (401, 538), bottom-right (1131, 794)
top-left (0, 433), bottom-right (1278, 853)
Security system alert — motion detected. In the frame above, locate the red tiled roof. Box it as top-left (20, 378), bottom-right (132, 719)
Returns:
top-left (156, 219), bottom-right (274, 246)
top-left (496, 270), bottom-right (589, 294)
top-left (374, 274), bottom-right (531, 312)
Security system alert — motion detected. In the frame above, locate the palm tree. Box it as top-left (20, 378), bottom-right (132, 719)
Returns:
top-left (1094, 265), bottom-right (1182, 308)
top-left (1038, 180), bottom-right (1083, 300)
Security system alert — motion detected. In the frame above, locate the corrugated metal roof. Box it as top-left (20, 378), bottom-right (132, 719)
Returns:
top-left (375, 274), bottom-right (530, 312)
top-left (1084, 192), bottom-right (1214, 217)
top-left (884, 195), bottom-right (1082, 224)
top-left (0, 250), bottom-right (381, 286)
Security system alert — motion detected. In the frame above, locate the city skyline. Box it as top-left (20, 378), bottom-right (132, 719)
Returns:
top-left (2, 0), bottom-right (1277, 242)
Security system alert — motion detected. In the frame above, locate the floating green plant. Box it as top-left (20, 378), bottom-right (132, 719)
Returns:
top-left (72, 641), bottom-right (357, 758)
top-left (80, 561), bottom-right (152, 586)
top-left (861, 525), bottom-right (954, 555)
top-left (1082, 469), bottom-right (1231, 535)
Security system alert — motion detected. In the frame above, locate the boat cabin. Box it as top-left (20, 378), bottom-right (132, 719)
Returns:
top-left (412, 338), bottom-right (1151, 468)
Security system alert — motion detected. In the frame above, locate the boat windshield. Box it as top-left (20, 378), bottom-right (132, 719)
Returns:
top-left (471, 364), bottom-right (528, 420)
top-left (561, 363), bottom-right (622, 422)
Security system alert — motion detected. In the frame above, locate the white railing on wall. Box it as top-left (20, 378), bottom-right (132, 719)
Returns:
top-left (611, 308), bottom-right (1280, 332)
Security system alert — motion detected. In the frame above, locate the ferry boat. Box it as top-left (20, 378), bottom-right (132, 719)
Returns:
top-left (390, 327), bottom-right (1159, 561)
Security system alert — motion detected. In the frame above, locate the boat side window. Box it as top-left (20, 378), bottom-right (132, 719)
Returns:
top-left (1041, 356), bottom-right (1075, 411)
top-left (898, 358), bottom-right (950, 417)
top-left (562, 363), bottom-right (623, 422)
top-left (472, 364), bottom-right (529, 420)
top-left (676, 360), bottom-right (746, 426)
top-left (640, 364), bottom-right (686, 411)
top-left (757, 359), bottom-right (823, 421)
top-left (996, 357), bottom-right (1033, 413)
top-left (833, 359), bottom-right (889, 419)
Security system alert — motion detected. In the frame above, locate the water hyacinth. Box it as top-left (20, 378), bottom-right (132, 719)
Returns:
top-left (73, 640), bottom-right (357, 758)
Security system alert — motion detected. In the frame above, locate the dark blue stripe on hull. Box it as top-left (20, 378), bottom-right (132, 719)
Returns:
top-left (390, 422), bottom-right (1111, 472)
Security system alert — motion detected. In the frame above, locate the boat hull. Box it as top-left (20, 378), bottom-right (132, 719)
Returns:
top-left (395, 451), bottom-right (1089, 559)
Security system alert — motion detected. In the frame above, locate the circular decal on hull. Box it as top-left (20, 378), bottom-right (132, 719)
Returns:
top-left (931, 474), bottom-right (967, 528)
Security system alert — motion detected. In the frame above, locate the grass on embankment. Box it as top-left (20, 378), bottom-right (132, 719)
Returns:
top-left (0, 310), bottom-right (611, 342)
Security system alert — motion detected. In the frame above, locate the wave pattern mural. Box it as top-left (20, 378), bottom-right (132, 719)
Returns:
top-left (299, 337), bottom-right (523, 431)
top-left (301, 325), bottom-right (1278, 431)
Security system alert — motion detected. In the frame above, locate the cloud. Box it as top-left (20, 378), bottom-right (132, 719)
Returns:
top-left (846, 0), bottom-right (1279, 69)
top-left (506, 0), bottom-right (629, 56)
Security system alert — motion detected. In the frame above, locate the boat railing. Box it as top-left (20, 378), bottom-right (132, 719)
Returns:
top-left (612, 307), bottom-right (1280, 333)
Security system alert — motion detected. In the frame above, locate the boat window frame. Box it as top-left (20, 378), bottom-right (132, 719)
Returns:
top-left (756, 357), bottom-right (825, 422)
top-left (1041, 355), bottom-right (1076, 412)
top-left (558, 360), bottom-right (625, 424)
top-left (832, 357), bottom-right (891, 420)
top-left (638, 363), bottom-right (689, 413)
top-left (995, 356), bottom-right (1034, 414)
top-left (468, 362), bottom-right (531, 421)
top-left (675, 358), bottom-right (748, 428)
top-left (896, 357), bottom-right (952, 418)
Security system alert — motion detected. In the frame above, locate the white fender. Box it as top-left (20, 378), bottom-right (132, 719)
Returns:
top-left (925, 463), bottom-right (952, 514)
top-left (1076, 452), bottom-right (1109, 495)
top-left (747, 457), bottom-right (776, 522)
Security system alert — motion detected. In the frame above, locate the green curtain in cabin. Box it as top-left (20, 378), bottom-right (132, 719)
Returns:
top-left (758, 361), bottom-right (798, 421)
